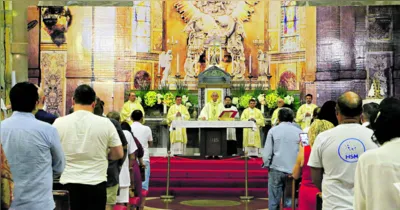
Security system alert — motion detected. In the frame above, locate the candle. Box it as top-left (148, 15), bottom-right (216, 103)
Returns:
top-left (11, 71), bottom-right (16, 87)
top-left (261, 104), bottom-right (264, 114)
top-left (158, 60), bottom-right (161, 74)
top-left (249, 55), bottom-right (252, 74)
top-left (163, 103), bottom-right (167, 114)
top-left (268, 54), bottom-right (271, 74)
top-left (231, 56), bottom-right (234, 73)
top-left (177, 54), bottom-right (180, 75)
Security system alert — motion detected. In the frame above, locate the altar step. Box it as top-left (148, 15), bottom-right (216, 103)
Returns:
top-left (149, 157), bottom-right (268, 198)
top-left (148, 187), bottom-right (268, 197)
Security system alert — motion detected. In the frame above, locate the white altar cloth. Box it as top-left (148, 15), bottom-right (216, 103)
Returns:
top-left (170, 120), bottom-right (257, 131)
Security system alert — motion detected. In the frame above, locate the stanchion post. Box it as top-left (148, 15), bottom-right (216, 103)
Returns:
top-left (160, 151), bottom-right (174, 202)
top-left (240, 151), bottom-right (254, 201)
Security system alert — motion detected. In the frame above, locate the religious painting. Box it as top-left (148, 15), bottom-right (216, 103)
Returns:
top-left (40, 51), bottom-right (66, 116)
top-left (277, 63), bottom-right (298, 90)
top-left (40, 6), bottom-right (72, 46)
top-left (205, 88), bottom-right (224, 104)
top-left (134, 70), bottom-right (152, 90)
top-left (27, 7), bottom-right (40, 69)
top-left (366, 52), bottom-right (393, 98)
top-left (367, 15), bottom-right (392, 42)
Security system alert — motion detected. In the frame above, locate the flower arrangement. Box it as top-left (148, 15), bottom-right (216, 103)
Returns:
top-left (163, 92), bottom-right (175, 107)
top-left (144, 91), bottom-right (157, 107)
top-left (239, 94), bottom-right (253, 108)
top-left (284, 95), bottom-right (294, 105)
top-left (265, 92), bottom-right (279, 109)
top-left (156, 93), bottom-right (163, 105)
top-left (232, 97), bottom-right (239, 106)
top-left (257, 94), bottom-right (266, 106)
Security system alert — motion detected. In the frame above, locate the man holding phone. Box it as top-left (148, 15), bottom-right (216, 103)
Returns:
top-left (262, 108), bottom-right (302, 210)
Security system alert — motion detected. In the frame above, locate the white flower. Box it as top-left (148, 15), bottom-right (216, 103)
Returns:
top-left (137, 96), bottom-right (142, 104)
top-left (284, 95), bottom-right (294, 105)
top-left (257, 94), bottom-right (266, 105)
top-left (182, 95), bottom-right (189, 104)
top-left (156, 94), bottom-right (163, 104)
top-left (232, 97), bottom-right (239, 105)
top-left (185, 102), bottom-right (192, 107)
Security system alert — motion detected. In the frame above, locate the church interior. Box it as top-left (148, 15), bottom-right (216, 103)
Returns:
top-left (1, 0), bottom-right (400, 209)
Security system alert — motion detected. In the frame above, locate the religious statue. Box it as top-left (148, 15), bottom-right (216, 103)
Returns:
top-left (184, 52), bottom-right (199, 83)
top-left (161, 50), bottom-right (173, 86)
top-left (368, 71), bottom-right (387, 99)
top-left (174, 0), bottom-right (259, 81)
top-left (257, 50), bottom-right (265, 76)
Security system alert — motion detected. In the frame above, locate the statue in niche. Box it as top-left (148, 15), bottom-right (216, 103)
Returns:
top-left (257, 50), bottom-right (265, 76)
top-left (184, 52), bottom-right (199, 82)
top-left (368, 71), bottom-right (387, 99)
top-left (161, 50), bottom-right (173, 86)
top-left (174, 0), bottom-right (259, 81)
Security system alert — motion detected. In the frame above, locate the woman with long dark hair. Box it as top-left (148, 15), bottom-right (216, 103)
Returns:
top-left (120, 121), bottom-right (145, 210)
top-left (354, 97), bottom-right (400, 210)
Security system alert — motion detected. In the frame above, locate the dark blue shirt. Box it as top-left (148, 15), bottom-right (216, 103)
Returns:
top-left (35, 109), bottom-right (58, 124)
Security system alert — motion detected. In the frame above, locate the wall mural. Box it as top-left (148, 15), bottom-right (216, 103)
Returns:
top-left (27, 2), bottom-right (400, 115)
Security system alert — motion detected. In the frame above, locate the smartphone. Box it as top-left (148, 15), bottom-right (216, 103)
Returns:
top-left (299, 133), bottom-right (309, 146)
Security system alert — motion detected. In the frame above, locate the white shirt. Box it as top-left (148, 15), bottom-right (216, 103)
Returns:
top-left (131, 121), bottom-right (153, 161)
top-left (223, 105), bottom-right (239, 140)
top-left (354, 138), bottom-right (400, 210)
top-left (53, 110), bottom-right (122, 185)
top-left (361, 121), bottom-right (370, 127)
top-left (308, 124), bottom-right (378, 210)
top-left (119, 130), bottom-right (137, 187)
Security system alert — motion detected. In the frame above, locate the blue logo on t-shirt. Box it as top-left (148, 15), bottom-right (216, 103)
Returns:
top-left (337, 138), bottom-right (366, 163)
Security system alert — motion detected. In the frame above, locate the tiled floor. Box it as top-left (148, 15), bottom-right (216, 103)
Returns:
top-left (143, 197), bottom-right (270, 210)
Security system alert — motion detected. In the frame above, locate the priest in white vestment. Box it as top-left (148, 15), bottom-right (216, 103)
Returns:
top-left (295, 94), bottom-right (317, 130)
top-left (222, 96), bottom-right (240, 156)
top-left (199, 92), bottom-right (224, 121)
top-left (241, 99), bottom-right (265, 157)
top-left (167, 95), bottom-right (190, 155)
top-left (120, 91), bottom-right (145, 125)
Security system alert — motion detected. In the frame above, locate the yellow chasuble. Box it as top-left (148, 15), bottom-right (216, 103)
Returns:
top-left (120, 101), bottom-right (145, 125)
top-left (241, 107), bottom-right (265, 148)
top-left (271, 108), bottom-right (281, 126)
top-left (198, 101), bottom-right (224, 121)
top-left (295, 103), bottom-right (317, 130)
top-left (167, 104), bottom-right (190, 144)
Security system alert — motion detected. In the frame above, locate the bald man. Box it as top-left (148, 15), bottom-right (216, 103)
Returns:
top-left (35, 86), bottom-right (57, 124)
top-left (271, 98), bottom-right (285, 126)
top-left (308, 91), bottom-right (378, 210)
top-left (198, 92), bottom-right (224, 121)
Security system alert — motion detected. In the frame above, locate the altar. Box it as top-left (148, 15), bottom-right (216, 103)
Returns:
top-left (171, 120), bottom-right (256, 157)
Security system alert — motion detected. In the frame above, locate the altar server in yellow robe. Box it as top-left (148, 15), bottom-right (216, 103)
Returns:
top-left (120, 91), bottom-right (145, 124)
top-left (241, 99), bottom-right (265, 157)
top-left (167, 95), bottom-right (190, 155)
top-left (295, 94), bottom-right (317, 130)
top-left (271, 98), bottom-right (285, 126)
top-left (198, 92), bottom-right (224, 121)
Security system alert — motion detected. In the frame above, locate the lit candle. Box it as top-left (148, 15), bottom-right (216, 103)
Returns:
top-left (268, 54), bottom-right (271, 74)
top-left (177, 53), bottom-right (180, 75)
top-left (249, 55), bottom-right (252, 74)
top-left (158, 61), bottom-right (161, 74)
top-left (163, 103), bottom-right (167, 114)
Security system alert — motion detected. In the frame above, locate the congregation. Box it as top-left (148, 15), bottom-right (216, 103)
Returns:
top-left (1, 81), bottom-right (400, 210)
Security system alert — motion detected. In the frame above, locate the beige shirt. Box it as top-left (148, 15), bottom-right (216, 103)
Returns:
top-left (354, 138), bottom-right (400, 210)
top-left (53, 110), bottom-right (122, 185)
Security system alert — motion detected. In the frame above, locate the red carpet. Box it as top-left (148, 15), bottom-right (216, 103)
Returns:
top-left (149, 156), bottom-right (269, 198)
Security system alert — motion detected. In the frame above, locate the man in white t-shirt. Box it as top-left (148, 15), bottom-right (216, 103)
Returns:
top-left (53, 84), bottom-right (123, 210)
top-left (308, 91), bottom-right (378, 210)
top-left (130, 110), bottom-right (153, 208)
